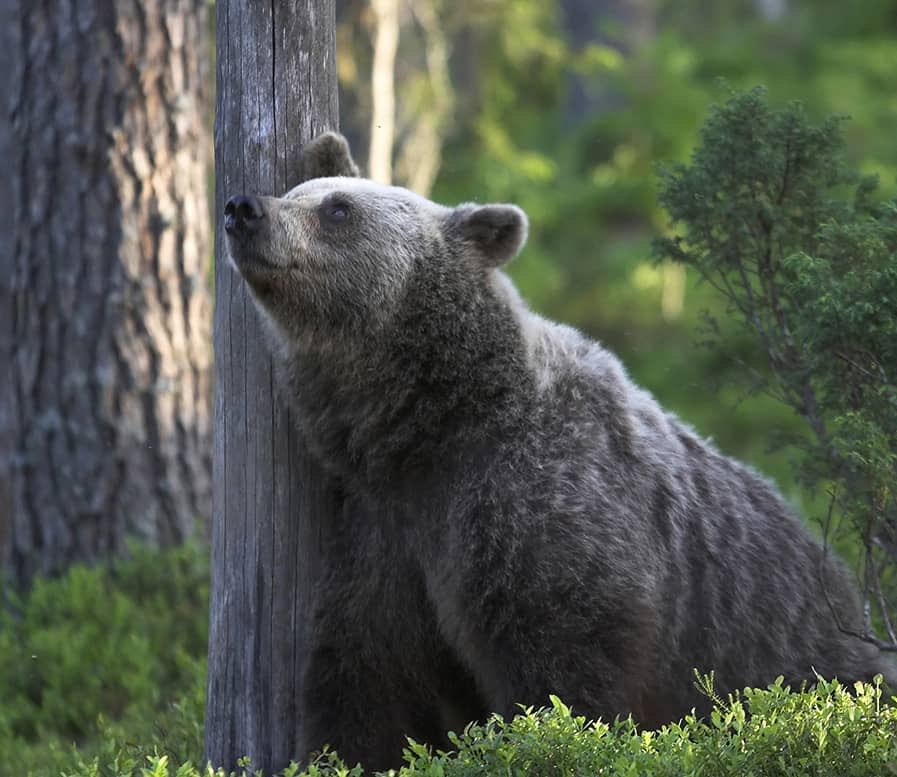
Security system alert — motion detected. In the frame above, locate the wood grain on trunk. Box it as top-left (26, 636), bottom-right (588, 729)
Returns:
top-left (205, 1), bottom-right (341, 771)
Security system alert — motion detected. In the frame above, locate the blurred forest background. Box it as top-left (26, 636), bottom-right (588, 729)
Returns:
top-left (2, 0), bottom-right (897, 773)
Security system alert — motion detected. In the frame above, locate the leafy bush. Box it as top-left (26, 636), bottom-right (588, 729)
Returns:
top-left (54, 679), bottom-right (897, 777)
top-left (656, 86), bottom-right (897, 645)
top-left (0, 543), bottom-right (209, 776)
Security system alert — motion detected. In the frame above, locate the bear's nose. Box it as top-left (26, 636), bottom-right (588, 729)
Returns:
top-left (224, 195), bottom-right (265, 236)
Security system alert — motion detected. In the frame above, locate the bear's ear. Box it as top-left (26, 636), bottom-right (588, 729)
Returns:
top-left (297, 131), bottom-right (360, 181)
top-left (446, 203), bottom-right (529, 268)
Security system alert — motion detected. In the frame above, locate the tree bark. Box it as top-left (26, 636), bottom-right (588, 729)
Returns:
top-left (205, 1), bottom-right (340, 771)
top-left (0, 0), bottom-right (212, 588)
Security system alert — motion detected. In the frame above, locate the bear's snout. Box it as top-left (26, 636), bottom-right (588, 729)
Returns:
top-left (224, 195), bottom-right (266, 238)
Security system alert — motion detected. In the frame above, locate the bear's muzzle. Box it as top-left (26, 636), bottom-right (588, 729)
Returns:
top-left (224, 195), bottom-right (266, 239)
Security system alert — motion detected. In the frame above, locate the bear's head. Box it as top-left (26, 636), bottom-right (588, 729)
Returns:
top-left (224, 132), bottom-right (528, 350)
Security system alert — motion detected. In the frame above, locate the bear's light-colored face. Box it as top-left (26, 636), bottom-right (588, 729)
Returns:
top-left (227, 177), bottom-right (445, 344)
top-left (226, 168), bottom-right (528, 352)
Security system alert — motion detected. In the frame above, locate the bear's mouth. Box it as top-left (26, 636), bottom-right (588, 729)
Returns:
top-left (231, 253), bottom-right (279, 273)
top-left (227, 238), bottom-right (283, 277)
top-left (227, 252), bottom-right (282, 298)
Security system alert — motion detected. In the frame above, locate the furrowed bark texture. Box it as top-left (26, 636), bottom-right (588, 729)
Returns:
top-left (205, 1), bottom-right (340, 771)
top-left (0, 0), bottom-right (212, 587)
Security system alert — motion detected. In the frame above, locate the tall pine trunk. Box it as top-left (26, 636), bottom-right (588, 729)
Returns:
top-left (205, 1), bottom-right (341, 771)
top-left (0, 0), bottom-right (213, 587)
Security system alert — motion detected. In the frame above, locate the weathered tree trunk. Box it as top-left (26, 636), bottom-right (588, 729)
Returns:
top-left (0, 0), bottom-right (212, 588)
top-left (205, 1), bottom-right (340, 771)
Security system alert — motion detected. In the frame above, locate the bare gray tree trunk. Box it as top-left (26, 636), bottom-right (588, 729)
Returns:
top-left (205, 1), bottom-right (340, 771)
top-left (0, 0), bottom-right (212, 588)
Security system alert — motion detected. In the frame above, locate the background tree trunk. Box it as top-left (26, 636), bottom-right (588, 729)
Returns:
top-left (205, 1), bottom-right (340, 771)
top-left (561, 0), bottom-right (656, 123)
top-left (0, 0), bottom-right (212, 588)
top-left (369, 0), bottom-right (399, 183)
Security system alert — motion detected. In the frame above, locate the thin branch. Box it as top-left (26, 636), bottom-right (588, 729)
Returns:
top-left (835, 348), bottom-right (890, 385)
top-left (869, 549), bottom-right (897, 647)
top-left (818, 486), bottom-right (897, 652)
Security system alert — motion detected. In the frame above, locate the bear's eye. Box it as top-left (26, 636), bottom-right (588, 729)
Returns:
top-left (320, 198), bottom-right (352, 226)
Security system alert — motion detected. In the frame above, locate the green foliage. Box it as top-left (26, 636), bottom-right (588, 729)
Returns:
top-left (53, 681), bottom-right (897, 777)
top-left (9, 551), bottom-right (893, 777)
top-left (0, 544), bottom-right (209, 776)
top-left (656, 87), bottom-right (897, 642)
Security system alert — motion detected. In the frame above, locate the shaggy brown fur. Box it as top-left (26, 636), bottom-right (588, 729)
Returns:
top-left (223, 132), bottom-right (896, 772)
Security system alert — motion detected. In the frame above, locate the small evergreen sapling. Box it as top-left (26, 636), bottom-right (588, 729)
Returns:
top-left (656, 87), bottom-right (897, 650)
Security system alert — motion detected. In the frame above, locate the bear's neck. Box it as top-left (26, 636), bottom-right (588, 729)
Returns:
top-left (279, 274), bottom-right (535, 497)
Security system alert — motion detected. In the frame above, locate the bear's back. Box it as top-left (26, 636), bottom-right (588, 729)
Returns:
top-left (513, 310), bottom-right (886, 709)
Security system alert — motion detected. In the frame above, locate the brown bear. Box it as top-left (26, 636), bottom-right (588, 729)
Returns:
top-left (224, 132), bottom-right (896, 772)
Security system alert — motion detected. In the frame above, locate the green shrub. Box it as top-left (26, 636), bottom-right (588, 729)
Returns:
top-left (0, 543), bottom-right (209, 777)
top-left (50, 679), bottom-right (897, 777)
top-left (655, 86), bottom-right (897, 640)
top-left (1, 547), bottom-right (894, 777)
